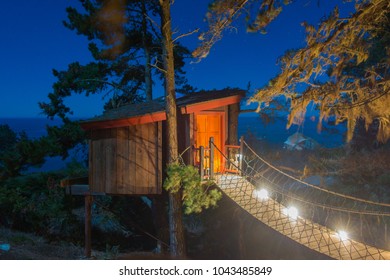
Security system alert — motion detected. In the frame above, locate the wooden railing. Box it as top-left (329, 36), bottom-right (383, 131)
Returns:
top-left (192, 136), bottom-right (244, 180)
top-left (224, 144), bottom-right (241, 174)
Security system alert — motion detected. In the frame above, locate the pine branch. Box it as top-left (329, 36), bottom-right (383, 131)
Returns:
top-left (173, 28), bottom-right (200, 43)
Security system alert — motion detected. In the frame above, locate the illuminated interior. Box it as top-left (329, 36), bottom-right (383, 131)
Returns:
top-left (195, 113), bottom-right (223, 173)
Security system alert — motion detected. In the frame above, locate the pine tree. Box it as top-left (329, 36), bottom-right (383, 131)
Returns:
top-left (159, 0), bottom-right (186, 258)
top-left (251, 0), bottom-right (390, 143)
top-left (40, 0), bottom-right (192, 120)
top-left (39, 0), bottom-right (193, 159)
top-left (195, 0), bottom-right (389, 143)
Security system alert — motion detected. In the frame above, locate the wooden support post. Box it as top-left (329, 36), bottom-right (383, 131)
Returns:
top-left (85, 194), bottom-right (93, 258)
top-left (239, 136), bottom-right (244, 176)
top-left (209, 137), bottom-right (214, 180)
top-left (200, 146), bottom-right (205, 179)
top-left (222, 146), bottom-right (226, 174)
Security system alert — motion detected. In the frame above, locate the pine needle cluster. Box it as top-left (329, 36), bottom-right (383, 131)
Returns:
top-left (252, 0), bottom-right (390, 142)
top-left (164, 163), bottom-right (222, 214)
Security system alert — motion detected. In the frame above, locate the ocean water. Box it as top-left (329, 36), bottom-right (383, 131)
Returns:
top-left (0, 115), bottom-right (345, 172)
top-left (0, 118), bottom-right (63, 139)
top-left (238, 113), bottom-right (346, 147)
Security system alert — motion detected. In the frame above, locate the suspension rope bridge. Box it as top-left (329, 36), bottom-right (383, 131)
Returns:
top-left (196, 137), bottom-right (390, 260)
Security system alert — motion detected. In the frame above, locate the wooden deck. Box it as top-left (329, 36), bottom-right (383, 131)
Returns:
top-left (215, 174), bottom-right (390, 260)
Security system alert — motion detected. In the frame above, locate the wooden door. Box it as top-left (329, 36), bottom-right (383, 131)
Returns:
top-left (195, 113), bottom-right (223, 173)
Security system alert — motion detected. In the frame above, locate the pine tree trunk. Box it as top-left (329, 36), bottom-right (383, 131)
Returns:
top-left (141, 1), bottom-right (153, 101)
top-left (228, 103), bottom-right (240, 145)
top-left (228, 103), bottom-right (240, 163)
top-left (142, 2), bottom-right (168, 253)
top-left (144, 48), bottom-right (153, 101)
top-left (160, 0), bottom-right (186, 258)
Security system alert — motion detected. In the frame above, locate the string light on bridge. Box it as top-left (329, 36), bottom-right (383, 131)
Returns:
top-left (254, 188), bottom-right (269, 200)
top-left (283, 206), bottom-right (299, 220)
top-left (337, 230), bottom-right (349, 242)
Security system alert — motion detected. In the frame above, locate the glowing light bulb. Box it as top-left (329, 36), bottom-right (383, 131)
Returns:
top-left (283, 206), bottom-right (299, 220)
top-left (254, 189), bottom-right (269, 200)
top-left (337, 230), bottom-right (349, 241)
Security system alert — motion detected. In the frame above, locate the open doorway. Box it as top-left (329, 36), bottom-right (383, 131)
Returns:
top-left (195, 112), bottom-right (225, 173)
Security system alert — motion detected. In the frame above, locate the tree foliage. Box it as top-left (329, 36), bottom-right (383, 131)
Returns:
top-left (37, 0), bottom-right (195, 167)
top-left (252, 0), bottom-right (390, 142)
top-left (0, 125), bottom-right (49, 181)
top-left (163, 163), bottom-right (222, 215)
top-left (39, 0), bottom-right (192, 122)
top-left (195, 0), bottom-right (389, 143)
top-left (193, 0), bottom-right (291, 60)
top-left (0, 125), bottom-right (17, 152)
top-left (0, 170), bottom-right (81, 239)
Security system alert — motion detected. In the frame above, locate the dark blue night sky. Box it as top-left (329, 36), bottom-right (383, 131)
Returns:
top-left (0, 0), bottom-right (353, 118)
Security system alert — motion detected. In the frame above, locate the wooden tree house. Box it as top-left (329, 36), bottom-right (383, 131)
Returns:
top-left (79, 89), bottom-right (244, 194)
top-left (62, 89), bottom-right (244, 256)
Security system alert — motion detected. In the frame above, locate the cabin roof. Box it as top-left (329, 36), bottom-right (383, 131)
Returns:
top-left (177, 89), bottom-right (243, 107)
top-left (81, 89), bottom-right (245, 130)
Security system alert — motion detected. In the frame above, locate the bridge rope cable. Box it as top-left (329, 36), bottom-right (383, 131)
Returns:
top-left (243, 161), bottom-right (390, 216)
top-left (209, 140), bottom-right (390, 258)
top-left (241, 139), bottom-right (390, 208)
top-left (214, 145), bottom-right (390, 217)
top-left (212, 142), bottom-right (390, 216)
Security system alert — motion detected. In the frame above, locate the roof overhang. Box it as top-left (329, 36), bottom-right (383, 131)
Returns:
top-left (180, 95), bottom-right (242, 114)
top-left (80, 90), bottom-right (244, 130)
top-left (80, 111), bottom-right (166, 130)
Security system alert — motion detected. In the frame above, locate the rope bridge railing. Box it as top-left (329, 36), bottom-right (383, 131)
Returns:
top-left (206, 137), bottom-right (390, 260)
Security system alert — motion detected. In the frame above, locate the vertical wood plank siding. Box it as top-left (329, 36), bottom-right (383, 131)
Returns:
top-left (89, 122), bottom-right (162, 195)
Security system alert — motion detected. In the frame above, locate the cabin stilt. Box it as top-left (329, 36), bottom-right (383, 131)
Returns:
top-left (84, 194), bottom-right (93, 258)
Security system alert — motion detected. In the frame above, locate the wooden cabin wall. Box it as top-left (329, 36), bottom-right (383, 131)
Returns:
top-left (89, 122), bottom-right (162, 195)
